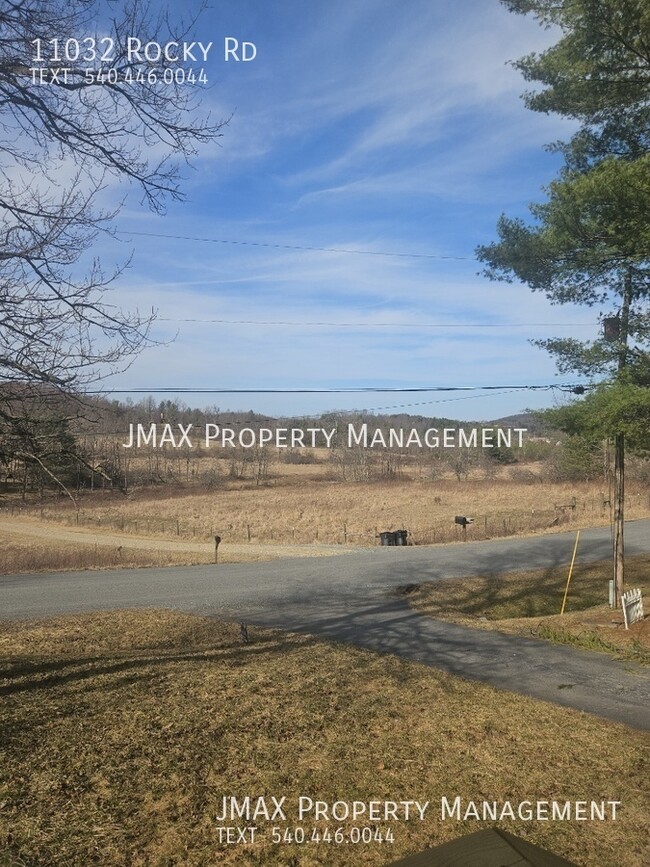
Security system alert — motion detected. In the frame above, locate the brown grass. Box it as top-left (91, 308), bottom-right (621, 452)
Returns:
top-left (9, 477), bottom-right (650, 547)
top-left (406, 554), bottom-right (650, 663)
top-left (0, 526), bottom-right (345, 573)
top-left (0, 610), bottom-right (648, 866)
top-left (0, 533), bottom-right (208, 572)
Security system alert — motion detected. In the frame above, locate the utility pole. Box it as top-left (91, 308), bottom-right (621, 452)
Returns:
top-left (612, 428), bottom-right (624, 606)
top-left (611, 268), bottom-right (633, 607)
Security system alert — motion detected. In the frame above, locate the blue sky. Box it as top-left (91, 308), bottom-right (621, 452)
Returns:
top-left (101, 0), bottom-right (597, 421)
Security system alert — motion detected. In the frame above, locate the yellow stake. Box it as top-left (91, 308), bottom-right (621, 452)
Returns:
top-left (561, 530), bottom-right (581, 616)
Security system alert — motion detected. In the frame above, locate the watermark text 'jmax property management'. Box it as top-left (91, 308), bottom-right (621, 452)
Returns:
top-left (122, 423), bottom-right (528, 450)
top-left (211, 795), bottom-right (621, 847)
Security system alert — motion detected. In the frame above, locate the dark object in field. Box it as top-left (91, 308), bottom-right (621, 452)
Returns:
top-left (454, 515), bottom-right (473, 527)
top-left (240, 623), bottom-right (249, 644)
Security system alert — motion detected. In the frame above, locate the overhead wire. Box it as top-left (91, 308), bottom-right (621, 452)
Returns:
top-left (112, 232), bottom-right (594, 411)
top-left (87, 384), bottom-right (584, 430)
top-left (119, 232), bottom-right (597, 332)
top-left (86, 384), bottom-right (586, 395)
top-left (118, 230), bottom-right (472, 260)
top-left (357, 388), bottom-right (531, 414)
top-left (156, 316), bottom-right (594, 328)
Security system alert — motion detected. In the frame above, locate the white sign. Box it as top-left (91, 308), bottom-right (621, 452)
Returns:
top-left (621, 588), bottom-right (644, 629)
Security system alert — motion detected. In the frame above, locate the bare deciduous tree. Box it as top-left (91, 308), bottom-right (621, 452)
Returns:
top-left (0, 0), bottom-right (226, 496)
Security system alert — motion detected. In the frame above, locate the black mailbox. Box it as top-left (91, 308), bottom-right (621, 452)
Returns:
top-left (454, 516), bottom-right (473, 527)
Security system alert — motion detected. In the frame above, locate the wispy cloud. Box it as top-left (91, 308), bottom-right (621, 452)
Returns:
top-left (91, 0), bottom-right (587, 420)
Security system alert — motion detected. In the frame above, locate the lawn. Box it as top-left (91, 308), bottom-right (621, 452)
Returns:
top-left (0, 610), bottom-right (648, 866)
top-left (405, 554), bottom-right (650, 664)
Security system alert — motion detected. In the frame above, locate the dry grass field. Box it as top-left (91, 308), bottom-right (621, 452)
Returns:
top-left (1, 610), bottom-right (648, 867)
top-left (0, 530), bottom-right (209, 573)
top-left (405, 554), bottom-right (650, 664)
top-left (6, 474), bottom-right (650, 551)
top-left (0, 522), bottom-right (347, 574)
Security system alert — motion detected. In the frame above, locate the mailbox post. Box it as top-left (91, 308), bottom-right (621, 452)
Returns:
top-left (214, 535), bottom-right (221, 563)
top-left (454, 515), bottom-right (473, 541)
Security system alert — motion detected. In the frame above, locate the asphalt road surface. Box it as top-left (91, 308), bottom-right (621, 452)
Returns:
top-left (2, 520), bottom-right (649, 730)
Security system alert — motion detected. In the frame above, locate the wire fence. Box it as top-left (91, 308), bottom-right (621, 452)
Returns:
top-left (2, 494), bottom-right (643, 547)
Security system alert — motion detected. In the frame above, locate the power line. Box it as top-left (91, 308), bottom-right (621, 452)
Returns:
top-left (359, 389), bottom-right (529, 413)
top-left (86, 384), bottom-right (584, 395)
top-left (119, 230), bottom-right (472, 260)
top-left (86, 384), bottom-right (584, 425)
top-left (157, 316), bottom-right (593, 328)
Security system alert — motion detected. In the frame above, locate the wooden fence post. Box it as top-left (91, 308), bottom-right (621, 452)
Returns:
top-left (214, 535), bottom-right (221, 564)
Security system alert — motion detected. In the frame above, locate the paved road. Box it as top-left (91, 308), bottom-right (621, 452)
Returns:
top-left (1, 521), bottom-right (649, 729)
